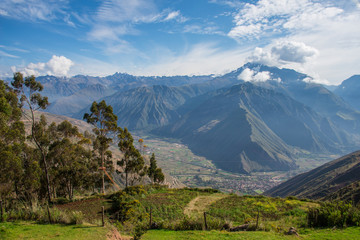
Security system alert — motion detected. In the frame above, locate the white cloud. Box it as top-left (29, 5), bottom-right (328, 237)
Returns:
top-left (0, 9), bottom-right (8, 16)
top-left (14, 55), bottom-right (74, 77)
top-left (253, 71), bottom-right (271, 82)
top-left (96, 0), bottom-right (158, 23)
top-left (0, 0), bottom-right (69, 22)
top-left (228, 23), bottom-right (262, 39)
top-left (247, 47), bottom-right (275, 66)
top-left (88, 25), bottom-right (135, 42)
top-left (238, 68), bottom-right (254, 81)
top-left (271, 41), bottom-right (319, 63)
top-left (139, 43), bottom-right (250, 76)
top-left (47, 55), bottom-right (73, 76)
top-left (246, 41), bottom-right (318, 67)
top-left (228, 0), bottom-right (345, 41)
top-left (209, 0), bottom-right (244, 8)
top-left (164, 11), bottom-right (179, 21)
top-left (88, 0), bottom-right (187, 55)
top-left (355, 0), bottom-right (360, 8)
top-left (183, 24), bottom-right (224, 35)
top-left (164, 10), bottom-right (188, 23)
top-left (0, 50), bottom-right (19, 58)
top-left (237, 68), bottom-right (273, 82)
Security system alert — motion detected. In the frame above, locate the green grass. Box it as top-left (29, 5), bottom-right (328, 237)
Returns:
top-left (142, 229), bottom-right (296, 240)
top-left (300, 227), bottom-right (360, 239)
top-left (0, 221), bottom-right (108, 240)
top-left (207, 195), bottom-right (313, 225)
top-left (55, 197), bottom-right (111, 224)
top-left (140, 188), bottom-right (212, 222)
top-left (142, 227), bottom-right (360, 240)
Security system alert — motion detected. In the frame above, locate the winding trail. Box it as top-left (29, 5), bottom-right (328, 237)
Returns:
top-left (184, 193), bottom-right (227, 218)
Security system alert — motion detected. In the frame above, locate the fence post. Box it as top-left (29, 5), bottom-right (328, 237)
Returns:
top-left (0, 200), bottom-right (3, 222)
top-left (102, 206), bottom-right (105, 227)
top-left (149, 207), bottom-right (152, 228)
top-left (204, 212), bottom-right (208, 230)
top-left (47, 204), bottom-right (52, 224)
top-left (256, 209), bottom-right (260, 230)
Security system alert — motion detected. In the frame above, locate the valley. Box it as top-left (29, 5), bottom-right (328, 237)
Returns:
top-left (134, 133), bottom-right (336, 194)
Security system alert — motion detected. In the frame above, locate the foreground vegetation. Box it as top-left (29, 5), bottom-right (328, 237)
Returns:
top-left (142, 227), bottom-right (360, 240)
top-left (1, 185), bottom-right (360, 239)
top-left (0, 221), bottom-right (108, 240)
top-left (1, 73), bottom-right (164, 224)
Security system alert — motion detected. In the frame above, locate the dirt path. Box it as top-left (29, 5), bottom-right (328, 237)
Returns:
top-left (106, 226), bottom-right (132, 240)
top-left (184, 193), bottom-right (227, 218)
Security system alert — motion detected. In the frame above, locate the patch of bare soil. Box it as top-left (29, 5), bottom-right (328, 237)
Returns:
top-left (184, 193), bottom-right (227, 218)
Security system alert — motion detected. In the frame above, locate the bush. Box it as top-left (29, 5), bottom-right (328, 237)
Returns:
top-left (124, 185), bottom-right (147, 196)
top-left (172, 217), bottom-right (203, 231)
top-left (307, 201), bottom-right (360, 228)
top-left (286, 196), bottom-right (298, 201)
top-left (2, 202), bottom-right (86, 225)
top-left (133, 223), bottom-right (148, 240)
top-left (183, 187), bottom-right (220, 194)
top-left (69, 211), bottom-right (84, 224)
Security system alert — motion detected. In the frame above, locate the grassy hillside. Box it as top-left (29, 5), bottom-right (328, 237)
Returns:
top-left (1, 186), bottom-right (360, 239)
top-left (265, 151), bottom-right (360, 204)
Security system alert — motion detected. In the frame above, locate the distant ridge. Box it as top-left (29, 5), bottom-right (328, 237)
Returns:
top-left (13, 63), bottom-right (360, 175)
top-left (335, 75), bottom-right (360, 111)
top-left (265, 151), bottom-right (360, 204)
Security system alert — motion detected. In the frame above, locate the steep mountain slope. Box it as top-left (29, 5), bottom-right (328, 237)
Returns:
top-left (265, 151), bottom-right (360, 203)
top-left (36, 75), bottom-right (84, 102)
top-left (47, 84), bottom-right (116, 116)
top-left (75, 73), bottom-right (241, 130)
top-left (101, 85), bottom-right (202, 130)
top-left (334, 75), bottom-right (360, 111)
top-left (42, 73), bottom-right (213, 117)
top-left (326, 180), bottom-right (360, 205)
top-left (156, 82), bottom-right (351, 174)
top-left (155, 83), bottom-right (335, 173)
top-left (236, 64), bottom-right (360, 138)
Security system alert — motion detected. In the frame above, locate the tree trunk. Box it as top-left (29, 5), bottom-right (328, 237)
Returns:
top-left (41, 153), bottom-right (52, 204)
top-left (101, 150), bottom-right (105, 194)
top-left (30, 108), bottom-right (52, 204)
top-left (125, 170), bottom-right (128, 188)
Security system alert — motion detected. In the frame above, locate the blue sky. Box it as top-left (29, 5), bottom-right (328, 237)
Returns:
top-left (1, 0), bottom-right (360, 84)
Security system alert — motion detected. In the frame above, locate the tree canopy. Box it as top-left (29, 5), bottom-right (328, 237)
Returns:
top-left (83, 100), bottom-right (118, 194)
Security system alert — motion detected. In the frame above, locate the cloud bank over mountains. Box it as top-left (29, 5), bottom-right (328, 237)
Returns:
top-left (238, 68), bottom-right (274, 83)
top-left (247, 41), bottom-right (319, 66)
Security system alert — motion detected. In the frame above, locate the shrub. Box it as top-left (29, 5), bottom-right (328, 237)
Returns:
top-left (307, 201), bottom-right (360, 228)
top-left (286, 196), bottom-right (298, 201)
top-left (69, 211), bottom-right (84, 224)
top-left (172, 217), bottom-right (203, 231)
top-left (124, 185), bottom-right (147, 196)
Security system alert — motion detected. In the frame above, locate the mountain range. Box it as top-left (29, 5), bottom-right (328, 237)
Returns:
top-left (11, 63), bottom-right (360, 174)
